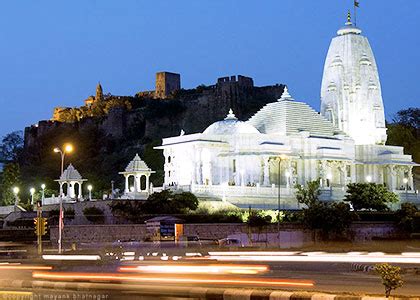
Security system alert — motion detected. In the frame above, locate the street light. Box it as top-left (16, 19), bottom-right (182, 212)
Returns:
top-left (87, 185), bottom-right (93, 201)
top-left (53, 143), bottom-right (74, 177)
top-left (12, 187), bottom-right (19, 211)
top-left (30, 188), bottom-right (35, 205)
top-left (53, 143), bottom-right (73, 255)
top-left (41, 184), bottom-right (46, 205)
top-left (366, 175), bottom-right (372, 183)
top-left (403, 178), bottom-right (409, 200)
top-left (276, 154), bottom-right (287, 246)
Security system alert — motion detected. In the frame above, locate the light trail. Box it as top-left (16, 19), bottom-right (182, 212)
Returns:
top-left (207, 251), bottom-right (420, 264)
top-left (42, 254), bottom-right (101, 261)
top-left (32, 271), bottom-right (314, 288)
top-left (0, 265), bottom-right (52, 270)
top-left (119, 264), bottom-right (269, 275)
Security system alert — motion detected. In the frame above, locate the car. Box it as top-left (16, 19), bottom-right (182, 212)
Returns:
top-left (218, 238), bottom-right (244, 247)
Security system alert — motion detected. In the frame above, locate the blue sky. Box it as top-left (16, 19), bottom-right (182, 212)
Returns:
top-left (0, 0), bottom-right (418, 138)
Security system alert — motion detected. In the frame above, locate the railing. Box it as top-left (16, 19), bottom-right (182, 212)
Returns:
top-left (191, 184), bottom-right (294, 198)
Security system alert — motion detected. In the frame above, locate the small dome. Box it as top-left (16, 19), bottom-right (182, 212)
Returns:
top-left (337, 21), bottom-right (362, 36)
top-left (125, 154), bottom-right (150, 172)
top-left (203, 109), bottom-right (260, 135)
top-left (60, 164), bottom-right (83, 181)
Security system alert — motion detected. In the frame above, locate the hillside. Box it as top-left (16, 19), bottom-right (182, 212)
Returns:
top-left (21, 76), bottom-right (285, 196)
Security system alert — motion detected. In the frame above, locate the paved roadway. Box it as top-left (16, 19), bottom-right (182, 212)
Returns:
top-left (1, 260), bottom-right (420, 297)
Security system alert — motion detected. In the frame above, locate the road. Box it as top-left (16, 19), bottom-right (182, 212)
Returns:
top-left (0, 250), bottom-right (420, 298)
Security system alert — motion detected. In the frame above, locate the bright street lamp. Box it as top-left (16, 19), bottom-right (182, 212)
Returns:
top-left (12, 187), bottom-right (19, 209)
top-left (53, 143), bottom-right (73, 254)
top-left (41, 184), bottom-right (46, 205)
top-left (366, 175), bottom-right (372, 183)
top-left (30, 188), bottom-right (35, 205)
top-left (53, 143), bottom-right (74, 176)
top-left (87, 185), bottom-right (93, 201)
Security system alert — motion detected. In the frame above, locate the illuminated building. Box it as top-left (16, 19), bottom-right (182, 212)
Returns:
top-left (155, 16), bottom-right (418, 208)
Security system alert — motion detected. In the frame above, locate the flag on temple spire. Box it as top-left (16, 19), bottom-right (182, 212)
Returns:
top-left (354, 1), bottom-right (360, 8)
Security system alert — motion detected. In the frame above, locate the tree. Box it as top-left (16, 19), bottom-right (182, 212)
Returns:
top-left (344, 183), bottom-right (399, 211)
top-left (302, 202), bottom-right (355, 238)
top-left (295, 180), bottom-right (356, 239)
top-left (142, 190), bottom-right (198, 215)
top-left (374, 263), bottom-right (404, 298)
top-left (396, 203), bottom-right (419, 232)
top-left (0, 131), bottom-right (23, 162)
top-left (295, 180), bottom-right (321, 208)
top-left (247, 210), bottom-right (272, 227)
top-left (0, 163), bottom-right (21, 205)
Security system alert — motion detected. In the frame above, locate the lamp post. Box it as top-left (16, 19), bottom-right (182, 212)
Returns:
top-left (111, 180), bottom-right (115, 198)
top-left (403, 177), bottom-right (409, 200)
top-left (30, 188), bottom-right (35, 206)
top-left (327, 173), bottom-right (332, 192)
top-left (12, 187), bottom-right (19, 211)
top-left (87, 185), bottom-right (93, 201)
top-left (53, 143), bottom-right (73, 254)
top-left (41, 184), bottom-right (46, 206)
top-left (276, 155), bottom-right (287, 247)
top-left (54, 144), bottom-right (73, 177)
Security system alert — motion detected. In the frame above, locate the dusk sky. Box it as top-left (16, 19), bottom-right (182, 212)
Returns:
top-left (0, 0), bottom-right (418, 138)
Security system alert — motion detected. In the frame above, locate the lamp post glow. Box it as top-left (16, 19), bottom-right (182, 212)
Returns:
top-left (53, 143), bottom-right (73, 254)
top-left (403, 177), bottom-right (409, 200)
top-left (41, 184), bottom-right (46, 205)
top-left (54, 143), bottom-right (73, 178)
top-left (366, 175), bottom-right (372, 183)
top-left (87, 185), bottom-right (92, 201)
top-left (12, 187), bottom-right (19, 210)
top-left (30, 188), bottom-right (35, 205)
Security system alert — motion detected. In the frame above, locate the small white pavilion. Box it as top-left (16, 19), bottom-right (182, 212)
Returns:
top-left (119, 154), bottom-right (155, 199)
top-left (55, 164), bottom-right (87, 201)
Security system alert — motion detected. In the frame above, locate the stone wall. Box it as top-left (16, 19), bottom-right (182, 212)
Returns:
top-left (49, 222), bottom-right (400, 247)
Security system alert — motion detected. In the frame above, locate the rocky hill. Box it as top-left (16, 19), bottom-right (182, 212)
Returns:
top-left (21, 75), bottom-right (285, 194)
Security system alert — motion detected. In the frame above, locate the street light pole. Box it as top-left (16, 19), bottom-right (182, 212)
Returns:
top-left (13, 187), bottom-right (19, 212)
top-left (276, 155), bottom-right (286, 248)
top-left (41, 184), bottom-right (46, 206)
top-left (54, 144), bottom-right (73, 254)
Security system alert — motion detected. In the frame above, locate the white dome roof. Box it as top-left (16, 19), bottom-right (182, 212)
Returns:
top-left (60, 164), bottom-right (83, 181)
top-left (203, 109), bottom-right (260, 135)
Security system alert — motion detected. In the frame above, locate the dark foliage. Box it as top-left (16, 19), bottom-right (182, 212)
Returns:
top-left (83, 206), bottom-right (105, 224)
top-left (247, 211), bottom-right (271, 227)
top-left (345, 183), bottom-right (399, 211)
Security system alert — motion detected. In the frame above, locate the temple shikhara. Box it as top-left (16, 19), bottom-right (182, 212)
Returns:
top-left (155, 15), bottom-right (418, 209)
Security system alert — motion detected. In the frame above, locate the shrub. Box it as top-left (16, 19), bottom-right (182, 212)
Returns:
top-left (396, 203), bottom-right (419, 232)
top-left (345, 183), bottom-right (399, 211)
top-left (83, 206), bottom-right (105, 224)
top-left (247, 211), bottom-right (271, 227)
top-left (374, 263), bottom-right (404, 297)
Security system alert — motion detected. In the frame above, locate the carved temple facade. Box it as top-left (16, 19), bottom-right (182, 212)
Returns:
top-left (155, 17), bottom-right (418, 209)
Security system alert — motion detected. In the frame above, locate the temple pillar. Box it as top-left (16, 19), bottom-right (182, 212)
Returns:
top-left (69, 182), bottom-right (75, 198)
top-left (78, 182), bottom-right (83, 199)
top-left (263, 157), bottom-right (269, 186)
top-left (135, 175), bottom-right (141, 192)
top-left (125, 175), bottom-right (129, 193)
top-left (146, 175), bottom-right (150, 193)
top-left (408, 167), bottom-right (414, 190)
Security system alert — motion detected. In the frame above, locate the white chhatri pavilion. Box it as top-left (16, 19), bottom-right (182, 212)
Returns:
top-left (119, 154), bottom-right (155, 199)
top-left (55, 164), bottom-right (87, 201)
